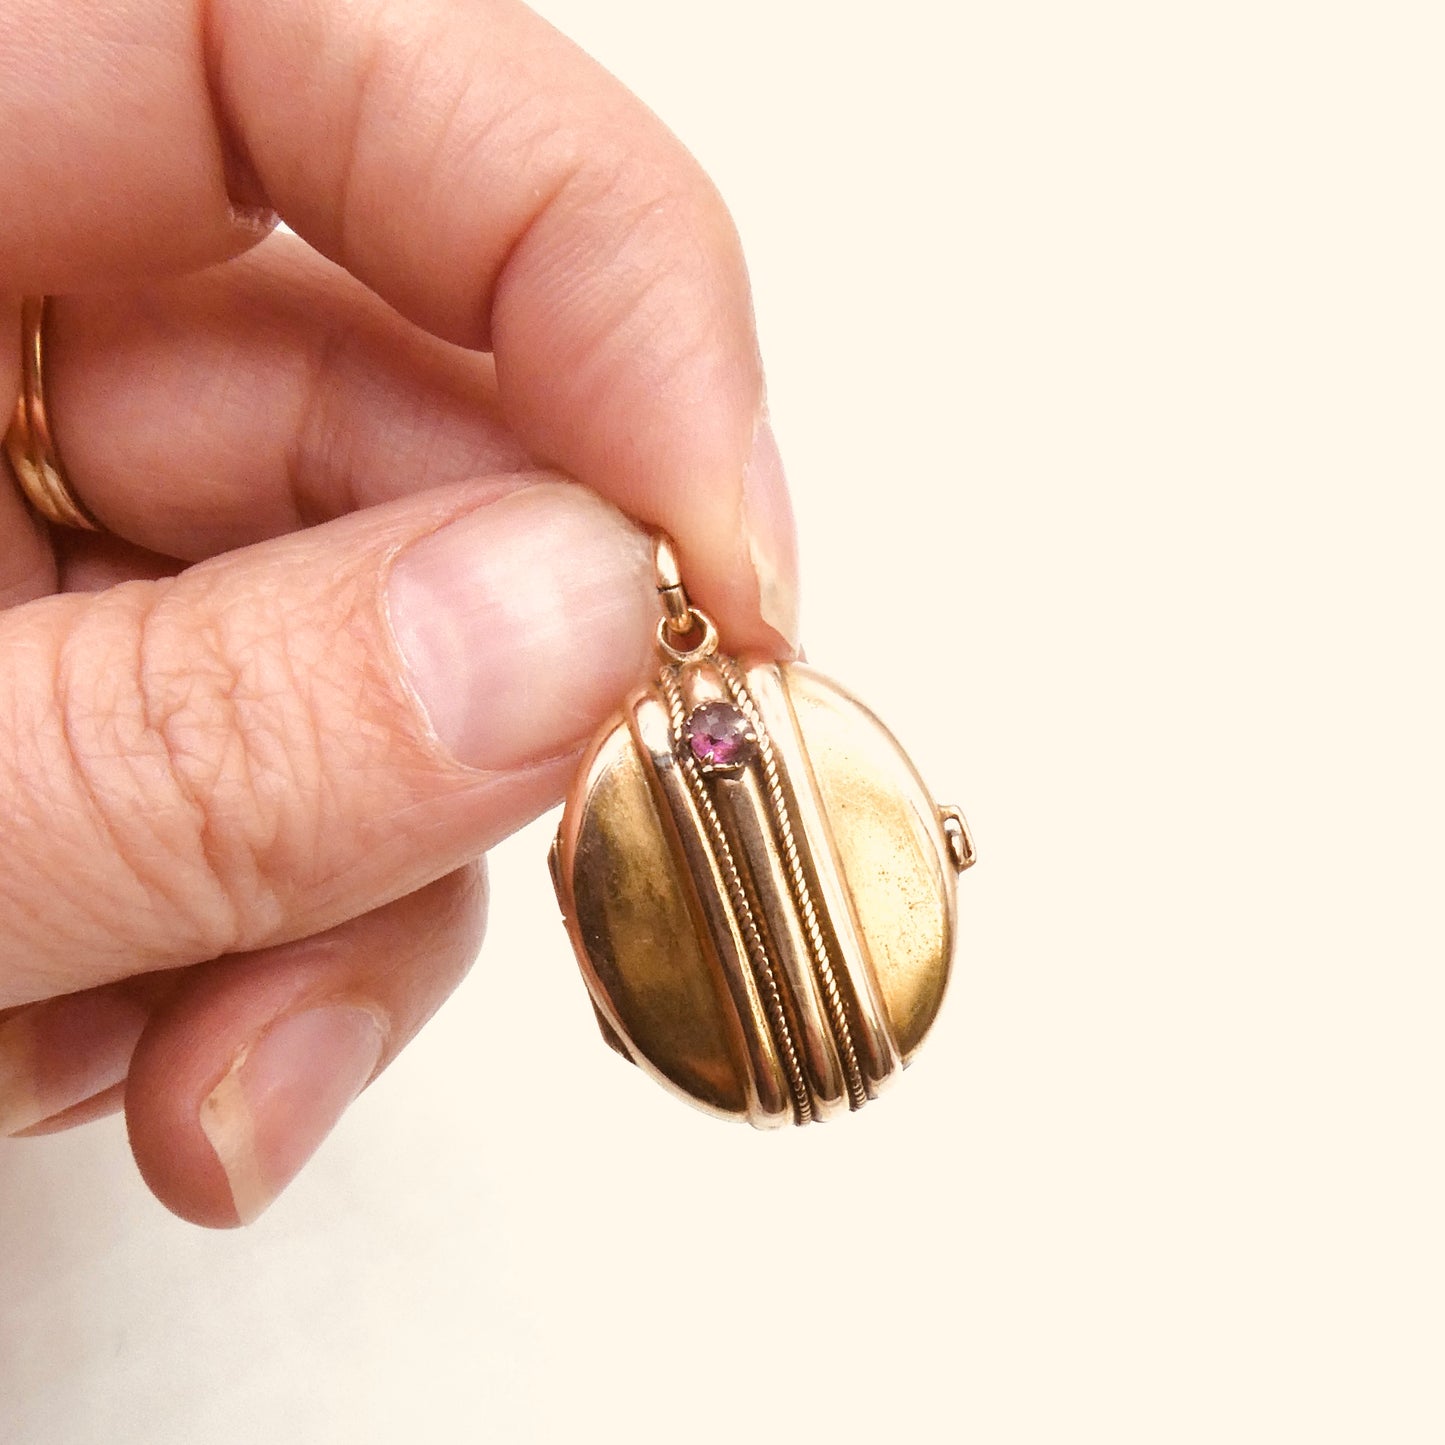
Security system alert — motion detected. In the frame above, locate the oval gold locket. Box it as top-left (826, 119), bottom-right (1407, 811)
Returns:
top-left (550, 537), bottom-right (973, 1127)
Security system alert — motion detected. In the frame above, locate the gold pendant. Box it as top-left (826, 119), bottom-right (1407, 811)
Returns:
top-left (549, 536), bottom-right (974, 1127)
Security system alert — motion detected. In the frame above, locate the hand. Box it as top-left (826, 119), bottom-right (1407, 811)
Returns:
top-left (0, 0), bottom-right (797, 1225)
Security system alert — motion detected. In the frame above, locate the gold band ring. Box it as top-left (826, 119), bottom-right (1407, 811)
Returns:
top-left (4, 297), bottom-right (100, 531)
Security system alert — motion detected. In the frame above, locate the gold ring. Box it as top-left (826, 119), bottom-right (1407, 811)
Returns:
top-left (4, 297), bottom-right (100, 531)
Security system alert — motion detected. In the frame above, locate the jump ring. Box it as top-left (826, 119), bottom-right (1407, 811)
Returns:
top-left (655, 609), bottom-right (719, 664)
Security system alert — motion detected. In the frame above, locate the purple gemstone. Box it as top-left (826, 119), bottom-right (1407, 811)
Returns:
top-left (684, 701), bottom-right (755, 771)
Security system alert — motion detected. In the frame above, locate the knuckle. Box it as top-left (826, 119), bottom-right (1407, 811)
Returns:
top-left (286, 317), bottom-right (364, 525)
top-left (539, 147), bottom-right (746, 385)
top-left (43, 575), bottom-right (349, 964)
top-left (572, 141), bottom-right (737, 272)
top-left (53, 582), bottom-right (262, 961)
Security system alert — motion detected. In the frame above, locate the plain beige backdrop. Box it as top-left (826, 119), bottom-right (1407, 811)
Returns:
top-left (3, 1), bottom-right (1442, 1441)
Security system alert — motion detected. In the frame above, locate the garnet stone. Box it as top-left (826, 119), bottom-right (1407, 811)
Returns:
top-left (683, 700), bottom-right (756, 772)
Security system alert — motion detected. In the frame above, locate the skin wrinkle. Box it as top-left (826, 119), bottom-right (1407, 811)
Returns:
top-left (0, 673), bottom-right (95, 997)
top-left (279, 591), bottom-right (365, 877)
top-left (458, 32), bottom-right (613, 343)
top-left (284, 318), bottom-right (356, 537)
top-left (573, 229), bottom-right (708, 368)
top-left (492, 178), bottom-right (756, 544)
top-left (188, 329), bottom-right (274, 525)
top-left (325, 6), bottom-right (392, 292)
top-left (500, 275), bottom-right (687, 494)
top-left (131, 556), bottom-right (364, 962)
top-left (410, 63), bottom-right (588, 349)
top-left (62, 589), bottom-right (223, 946)
top-left (196, 0), bottom-right (269, 213)
top-left (42, 534), bottom-right (447, 983)
top-left (169, 565), bottom-right (326, 945)
top-left (188, 544), bottom-right (423, 950)
top-left (402, 29), bottom-right (526, 228)
top-left (0, 591), bottom-right (215, 1001)
top-left (195, 0), bottom-right (587, 347)
top-left (282, 302), bottom-right (497, 532)
top-left (213, 0), bottom-right (609, 354)
top-left (194, 641), bottom-right (287, 909)
top-left (128, 579), bottom-right (251, 961)
top-left (480, 154), bottom-right (584, 357)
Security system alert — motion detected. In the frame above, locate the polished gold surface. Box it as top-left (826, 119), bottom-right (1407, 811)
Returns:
top-left (3, 297), bottom-right (101, 531)
top-left (785, 668), bottom-right (956, 1064)
top-left (553, 652), bottom-right (970, 1123)
top-left (739, 661), bottom-right (903, 1094)
top-left (718, 656), bottom-right (867, 1111)
top-left (715, 767), bottom-right (851, 1119)
top-left (654, 668), bottom-right (812, 1122)
top-left (554, 716), bottom-right (767, 1121)
top-left (652, 533), bottom-right (694, 637)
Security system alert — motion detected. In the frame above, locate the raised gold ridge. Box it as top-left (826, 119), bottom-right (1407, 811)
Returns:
top-left (743, 664), bottom-right (905, 1088)
top-left (640, 654), bottom-right (902, 1124)
top-left (630, 693), bottom-right (794, 1126)
top-left (656, 665), bottom-right (814, 1123)
top-left (716, 656), bottom-right (870, 1111)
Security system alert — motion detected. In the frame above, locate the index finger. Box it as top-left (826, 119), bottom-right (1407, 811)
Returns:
top-left (0, 0), bottom-right (796, 650)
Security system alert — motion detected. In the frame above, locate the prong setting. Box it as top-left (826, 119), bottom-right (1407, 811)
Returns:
top-left (682, 700), bottom-right (758, 774)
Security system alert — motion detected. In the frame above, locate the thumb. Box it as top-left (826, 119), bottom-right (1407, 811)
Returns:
top-left (0, 477), bottom-right (654, 1008)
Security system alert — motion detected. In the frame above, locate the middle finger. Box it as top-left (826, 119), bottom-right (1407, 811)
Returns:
top-left (45, 231), bottom-right (530, 562)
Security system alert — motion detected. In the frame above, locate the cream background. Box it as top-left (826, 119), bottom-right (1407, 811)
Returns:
top-left (2, 1), bottom-right (1442, 1440)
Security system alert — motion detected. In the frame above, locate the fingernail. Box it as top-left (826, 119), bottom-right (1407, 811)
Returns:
top-left (199, 1004), bottom-right (385, 1225)
top-left (386, 482), bottom-right (656, 770)
top-left (0, 992), bottom-right (148, 1137)
top-left (742, 417), bottom-right (801, 651)
top-left (227, 203), bottom-right (280, 239)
